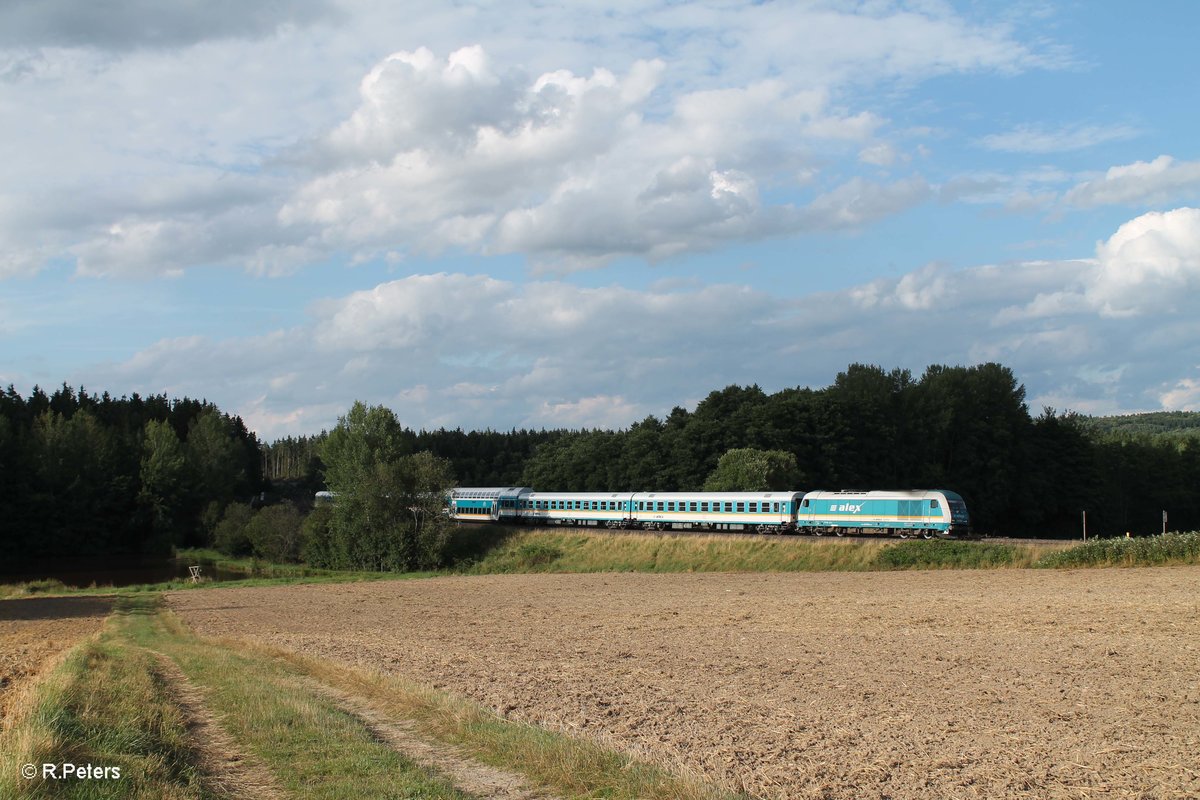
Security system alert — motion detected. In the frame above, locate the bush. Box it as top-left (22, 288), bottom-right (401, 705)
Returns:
top-left (516, 542), bottom-right (563, 567)
top-left (1037, 531), bottom-right (1200, 568)
top-left (300, 504), bottom-right (336, 567)
top-left (872, 539), bottom-right (1019, 570)
top-left (245, 503), bottom-right (304, 562)
top-left (212, 503), bottom-right (254, 556)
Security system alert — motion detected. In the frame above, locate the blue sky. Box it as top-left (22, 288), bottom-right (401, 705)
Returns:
top-left (3, 1), bottom-right (1199, 439)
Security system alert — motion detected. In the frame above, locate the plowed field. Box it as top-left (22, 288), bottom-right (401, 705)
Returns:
top-left (168, 569), bottom-right (1200, 799)
top-left (0, 596), bottom-right (113, 723)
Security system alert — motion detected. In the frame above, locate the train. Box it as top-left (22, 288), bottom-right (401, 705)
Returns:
top-left (449, 487), bottom-right (971, 538)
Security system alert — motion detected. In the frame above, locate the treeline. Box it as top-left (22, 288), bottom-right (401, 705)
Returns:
top-left (5, 364), bottom-right (1196, 571)
top-left (513, 363), bottom-right (1200, 537)
top-left (262, 428), bottom-right (565, 487)
top-left (1081, 411), bottom-right (1200, 442)
top-left (0, 384), bottom-right (263, 566)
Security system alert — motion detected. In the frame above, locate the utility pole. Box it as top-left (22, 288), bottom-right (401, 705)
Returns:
top-left (1163, 510), bottom-right (1167, 535)
top-left (1082, 510), bottom-right (1087, 541)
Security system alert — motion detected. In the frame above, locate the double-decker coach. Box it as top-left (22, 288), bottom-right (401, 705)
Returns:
top-left (449, 487), bottom-right (532, 522)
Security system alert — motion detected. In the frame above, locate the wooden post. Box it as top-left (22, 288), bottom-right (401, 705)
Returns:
top-left (1082, 510), bottom-right (1087, 542)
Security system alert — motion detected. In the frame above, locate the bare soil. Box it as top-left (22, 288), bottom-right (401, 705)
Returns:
top-left (168, 569), bottom-right (1200, 800)
top-left (0, 596), bottom-right (113, 725)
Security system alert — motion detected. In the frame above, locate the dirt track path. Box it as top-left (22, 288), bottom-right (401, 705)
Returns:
top-left (169, 568), bottom-right (1200, 800)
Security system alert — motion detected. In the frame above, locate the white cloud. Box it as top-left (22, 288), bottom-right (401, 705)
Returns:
top-left (1159, 377), bottom-right (1200, 411)
top-left (978, 122), bottom-right (1140, 154)
top-left (79, 209), bottom-right (1200, 438)
top-left (1087, 207), bottom-right (1200, 316)
top-left (0, 0), bottom-right (338, 50)
top-left (1064, 156), bottom-right (1200, 208)
top-left (859, 143), bottom-right (898, 167)
top-left (0, 3), bottom-right (1061, 278)
top-left (799, 176), bottom-right (931, 230)
top-left (281, 47), bottom-right (929, 271)
top-left (532, 395), bottom-right (643, 429)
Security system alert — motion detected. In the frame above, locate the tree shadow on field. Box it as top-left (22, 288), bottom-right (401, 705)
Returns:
top-left (0, 595), bottom-right (115, 622)
top-left (443, 524), bottom-right (521, 569)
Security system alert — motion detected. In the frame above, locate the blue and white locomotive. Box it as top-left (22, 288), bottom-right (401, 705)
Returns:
top-left (449, 486), bottom-right (969, 537)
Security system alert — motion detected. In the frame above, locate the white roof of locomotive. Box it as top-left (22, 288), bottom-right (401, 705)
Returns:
top-left (803, 489), bottom-right (956, 500)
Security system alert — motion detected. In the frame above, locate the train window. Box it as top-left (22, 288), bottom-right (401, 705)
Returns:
top-left (656, 501), bottom-right (664, 511)
top-left (736, 503), bottom-right (745, 512)
top-left (930, 499), bottom-right (939, 509)
top-left (667, 502), bottom-right (675, 511)
top-left (700, 502), bottom-right (708, 511)
top-left (724, 502), bottom-right (733, 513)
top-left (749, 502), bottom-right (758, 513)
top-left (689, 502), bottom-right (697, 511)
top-left (772, 503), bottom-right (779, 512)
top-left (802, 499), bottom-right (809, 508)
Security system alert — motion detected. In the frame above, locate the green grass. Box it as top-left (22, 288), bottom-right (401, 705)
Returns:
top-left (872, 539), bottom-right (1034, 570)
top-left (0, 597), bottom-right (214, 799)
top-left (1036, 531), bottom-right (1200, 568)
top-left (3, 528), bottom-right (1179, 604)
top-left (0, 579), bottom-right (72, 599)
top-left (119, 598), bottom-right (472, 800)
top-left (451, 526), bottom-right (1057, 574)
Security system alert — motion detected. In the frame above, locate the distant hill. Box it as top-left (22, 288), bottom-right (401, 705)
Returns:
top-left (1082, 411), bottom-right (1200, 441)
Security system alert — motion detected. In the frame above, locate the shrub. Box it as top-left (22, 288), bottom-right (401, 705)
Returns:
top-left (212, 503), bottom-right (254, 556)
top-left (1037, 531), bottom-right (1200, 568)
top-left (873, 539), bottom-right (1019, 570)
top-left (245, 503), bottom-right (305, 563)
top-left (300, 504), bottom-right (336, 567)
top-left (516, 541), bottom-right (563, 567)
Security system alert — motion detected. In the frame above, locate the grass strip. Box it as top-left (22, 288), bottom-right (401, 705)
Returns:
top-left (116, 598), bottom-right (475, 800)
top-left (0, 598), bottom-right (214, 799)
top-left (1036, 530), bottom-right (1200, 568)
top-left (870, 539), bottom-right (1035, 570)
top-left (1, 530), bottom-right (1087, 602)
top-left (452, 527), bottom-right (1058, 574)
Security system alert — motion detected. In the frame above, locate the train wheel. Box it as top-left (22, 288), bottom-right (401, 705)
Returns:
top-left (835, 529), bottom-right (845, 537)
top-left (898, 531), bottom-right (909, 539)
top-left (922, 529), bottom-right (934, 540)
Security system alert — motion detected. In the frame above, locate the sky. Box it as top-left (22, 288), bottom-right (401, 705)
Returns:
top-left (2, 0), bottom-right (1199, 440)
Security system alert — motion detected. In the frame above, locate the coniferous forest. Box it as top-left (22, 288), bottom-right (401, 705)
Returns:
top-left (3, 362), bottom-right (1199, 570)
